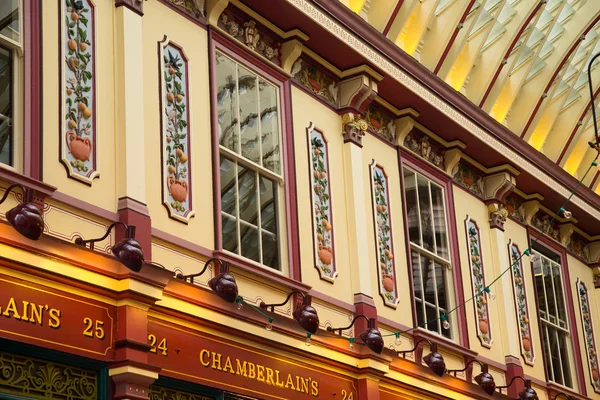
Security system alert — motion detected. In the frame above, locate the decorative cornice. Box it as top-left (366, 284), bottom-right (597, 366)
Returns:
top-left (115, 0), bottom-right (144, 16)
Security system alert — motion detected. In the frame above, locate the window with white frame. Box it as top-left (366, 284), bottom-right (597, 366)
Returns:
top-left (403, 167), bottom-right (452, 338)
top-left (215, 50), bottom-right (285, 272)
top-left (532, 246), bottom-right (574, 388)
top-left (0, 0), bottom-right (20, 168)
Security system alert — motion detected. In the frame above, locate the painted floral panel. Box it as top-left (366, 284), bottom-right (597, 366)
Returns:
top-left (371, 163), bottom-right (398, 307)
top-left (453, 161), bottom-right (484, 196)
top-left (531, 211), bottom-right (560, 241)
top-left (577, 279), bottom-right (600, 392)
top-left (466, 217), bottom-right (492, 347)
top-left (308, 126), bottom-right (336, 281)
top-left (161, 42), bottom-right (194, 222)
top-left (568, 232), bottom-right (589, 261)
top-left (163, 0), bottom-right (205, 19)
top-left (505, 194), bottom-right (525, 222)
top-left (291, 58), bottom-right (339, 108)
top-left (62, 0), bottom-right (97, 182)
top-left (404, 130), bottom-right (445, 169)
top-left (365, 104), bottom-right (396, 142)
top-left (509, 241), bottom-right (534, 365)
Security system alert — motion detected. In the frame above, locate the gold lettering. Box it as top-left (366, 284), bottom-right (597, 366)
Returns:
top-left (256, 365), bottom-right (265, 382)
top-left (30, 303), bottom-right (44, 325)
top-left (297, 377), bottom-right (309, 393)
top-left (48, 308), bottom-right (61, 328)
top-left (200, 349), bottom-right (210, 367)
top-left (285, 374), bottom-right (295, 390)
top-left (3, 298), bottom-right (21, 319)
top-left (236, 360), bottom-right (247, 377)
top-left (266, 368), bottom-right (275, 386)
top-left (311, 380), bottom-right (318, 397)
top-left (211, 352), bottom-right (222, 371)
top-left (223, 357), bottom-right (234, 374)
top-left (20, 301), bottom-right (29, 322)
top-left (247, 362), bottom-right (256, 379)
top-left (275, 370), bottom-right (285, 387)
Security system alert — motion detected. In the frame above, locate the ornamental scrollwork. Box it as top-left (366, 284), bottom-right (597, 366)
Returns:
top-left (0, 352), bottom-right (97, 400)
top-left (509, 241), bottom-right (535, 365)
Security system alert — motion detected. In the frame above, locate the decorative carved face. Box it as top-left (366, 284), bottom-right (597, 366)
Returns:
top-left (423, 351), bottom-right (446, 377)
top-left (474, 371), bottom-right (496, 395)
top-left (208, 272), bottom-right (239, 303)
top-left (111, 238), bottom-right (144, 272)
top-left (6, 203), bottom-right (44, 240)
top-left (359, 327), bottom-right (384, 354)
top-left (293, 303), bottom-right (320, 334)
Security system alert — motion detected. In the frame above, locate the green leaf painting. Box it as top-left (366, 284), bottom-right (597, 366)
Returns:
top-left (509, 241), bottom-right (534, 365)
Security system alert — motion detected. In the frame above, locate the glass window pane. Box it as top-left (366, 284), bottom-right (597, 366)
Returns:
top-left (260, 176), bottom-right (277, 232)
top-left (0, 46), bottom-right (11, 166)
top-left (262, 232), bottom-right (279, 270)
top-left (421, 255), bottom-right (436, 306)
top-left (238, 166), bottom-right (258, 224)
top-left (220, 158), bottom-right (236, 216)
top-left (542, 326), bottom-right (554, 382)
top-left (403, 169), bottom-right (421, 245)
top-left (431, 184), bottom-right (448, 259)
top-left (222, 214), bottom-right (238, 253)
top-left (216, 53), bottom-right (238, 152)
top-left (411, 250), bottom-right (422, 300)
top-left (0, 1), bottom-right (19, 43)
top-left (415, 299), bottom-right (425, 327)
top-left (435, 261), bottom-right (447, 311)
top-left (553, 263), bottom-right (567, 323)
top-left (417, 175), bottom-right (434, 252)
top-left (240, 222), bottom-right (259, 263)
top-left (425, 305), bottom-right (438, 334)
top-left (259, 80), bottom-right (280, 174)
top-left (559, 331), bottom-right (572, 387)
top-left (238, 66), bottom-right (260, 164)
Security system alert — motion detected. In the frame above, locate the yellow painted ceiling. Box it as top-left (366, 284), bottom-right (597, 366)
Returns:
top-left (343, 0), bottom-right (600, 186)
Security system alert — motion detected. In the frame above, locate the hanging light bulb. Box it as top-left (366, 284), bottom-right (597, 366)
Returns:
top-left (266, 317), bottom-right (273, 331)
top-left (484, 286), bottom-right (496, 300)
top-left (531, 252), bottom-right (540, 262)
top-left (305, 332), bottom-right (312, 346)
top-left (236, 297), bottom-right (244, 310)
top-left (395, 332), bottom-right (402, 346)
top-left (559, 208), bottom-right (572, 219)
top-left (348, 338), bottom-right (355, 349)
top-left (441, 314), bottom-right (450, 330)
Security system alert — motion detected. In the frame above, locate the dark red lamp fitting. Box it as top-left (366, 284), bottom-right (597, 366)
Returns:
top-left (75, 221), bottom-right (144, 272)
top-left (260, 291), bottom-right (319, 334)
top-left (327, 315), bottom-right (384, 354)
top-left (448, 360), bottom-right (495, 396)
top-left (176, 258), bottom-right (239, 304)
top-left (552, 394), bottom-right (573, 400)
top-left (398, 339), bottom-right (446, 377)
top-left (497, 376), bottom-right (538, 400)
top-left (0, 184), bottom-right (44, 240)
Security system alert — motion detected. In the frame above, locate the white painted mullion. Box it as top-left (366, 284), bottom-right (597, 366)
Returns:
top-left (553, 327), bottom-right (566, 385)
top-left (234, 161), bottom-right (241, 256)
top-left (544, 323), bottom-right (556, 382)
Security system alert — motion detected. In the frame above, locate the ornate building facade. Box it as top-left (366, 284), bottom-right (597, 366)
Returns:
top-left (1, 0), bottom-right (600, 399)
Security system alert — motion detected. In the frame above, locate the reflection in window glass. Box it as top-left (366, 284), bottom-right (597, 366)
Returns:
top-left (0, 46), bottom-right (12, 166)
top-left (0, 1), bottom-right (19, 44)
top-left (402, 168), bottom-right (451, 338)
top-left (216, 51), bottom-right (282, 271)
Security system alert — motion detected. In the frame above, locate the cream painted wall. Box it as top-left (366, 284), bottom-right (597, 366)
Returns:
top-left (361, 134), bottom-right (413, 325)
top-left (292, 87), bottom-right (353, 305)
top-left (142, 0), bottom-right (214, 251)
top-left (42, 0), bottom-right (117, 212)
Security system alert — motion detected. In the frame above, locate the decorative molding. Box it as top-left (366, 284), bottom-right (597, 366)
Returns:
top-left (149, 385), bottom-right (212, 400)
top-left (339, 74), bottom-right (377, 114)
top-left (159, 38), bottom-right (195, 223)
top-left (161, 0), bottom-right (204, 19)
top-left (370, 161), bottom-right (399, 308)
top-left (280, 39), bottom-right (303, 75)
top-left (60, 0), bottom-right (99, 184)
top-left (365, 103), bottom-right (396, 142)
top-left (341, 112), bottom-right (368, 147)
top-left (482, 172), bottom-right (515, 203)
top-left (291, 57), bottom-right (340, 108)
top-left (206, 0), bottom-right (228, 25)
top-left (531, 210), bottom-right (560, 242)
top-left (115, 0), bottom-right (144, 16)
top-left (520, 200), bottom-right (540, 226)
top-left (576, 279), bottom-right (600, 393)
top-left (508, 241), bottom-right (535, 366)
top-left (219, 7), bottom-right (281, 65)
top-left (487, 203), bottom-right (509, 231)
top-left (454, 161), bottom-right (485, 197)
top-left (404, 129), bottom-right (446, 170)
top-left (465, 216), bottom-right (492, 348)
top-left (307, 123), bottom-right (337, 282)
top-left (0, 352), bottom-right (98, 400)
top-left (568, 231), bottom-right (590, 262)
top-left (505, 193), bottom-right (526, 223)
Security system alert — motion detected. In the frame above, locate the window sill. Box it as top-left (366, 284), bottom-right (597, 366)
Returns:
top-left (213, 250), bottom-right (311, 293)
top-left (0, 165), bottom-right (55, 198)
top-left (412, 328), bottom-right (478, 360)
top-left (547, 382), bottom-right (587, 400)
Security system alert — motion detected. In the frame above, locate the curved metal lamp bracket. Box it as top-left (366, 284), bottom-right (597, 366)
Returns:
top-left (397, 339), bottom-right (436, 358)
top-left (259, 290), bottom-right (309, 312)
top-left (75, 221), bottom-right (135, 250)
top-left (496, 375), bottom-right (530, 392)
top-left (447, 359), bottom-right (487, 377)
top-left (326, 314), bottom-right (374, 335)
top-left (175, 258), bottom-right (228, 284)
top-left (0, 184), bottom-right (33, 205)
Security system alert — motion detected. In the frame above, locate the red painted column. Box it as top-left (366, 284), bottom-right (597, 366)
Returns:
top-left (505, 356), bottom-right (524, 398)
top-left (358, 377), bottom-right (381, 400)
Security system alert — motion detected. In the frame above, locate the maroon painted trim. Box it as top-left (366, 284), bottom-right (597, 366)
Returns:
top-left (310, 0), bottom-right (600, 218)
top-left (463, 217), bottom-right (493, 347)
top-left (576, 280), bottom-right (600, 395)
top-left (589, 170), bottom-right (600, 190)
top-left (433, 0), bottom-right (478, 75)
top-left (23, 0), bottom-right (43, 179)
top-left (158, 38), bottom-right (195, 222)
top-left (49, 191), bottom-right (119, 221)
top-left (308, 288), bottom-right (355, 312)
top-left (398, 150), bottom-right (469, 348)
top-left (557, 86), bottom-right (600, 165)
top-left (209, 29), bottom-right (301, 281)
top-left (291, 81), bottom-right (339, 114)
top-left (529, 235), bottom-right (587, 395)
top-left (151, 227), bottom-right (213, 258)
top-left (369, 160), bottom-right (399, 307)
top-left (156, 0), bottom-right (208, 28)
top-left (520, 13), bottom-right (600, 138)
top-left (478, 2), bottom-right (544, 108)
top-left (382, 0), bottom-right (404, 37)
top-left (306, 124), bottom-right (337, 282)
